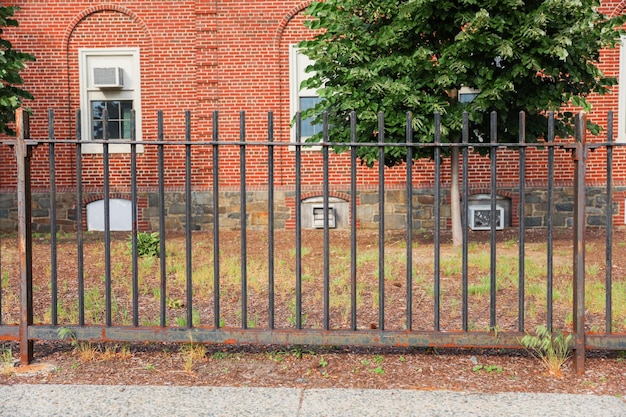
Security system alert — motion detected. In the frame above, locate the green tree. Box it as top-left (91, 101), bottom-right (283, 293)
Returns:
top-left (0, 5), bottom-right (34, 135)
top-left (299, 0), bottom-right (624, 244)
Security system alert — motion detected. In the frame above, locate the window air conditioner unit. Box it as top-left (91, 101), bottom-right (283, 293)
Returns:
top-left (93, 67), bottom-right (124, 88)
top-left (313, 206), bottom-right (336, 229)
top-left (469, 205), bottom-right (504, 231)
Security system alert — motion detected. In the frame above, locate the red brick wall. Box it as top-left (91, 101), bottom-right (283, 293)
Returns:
top-left (1, 1), bottom-right (625, 198)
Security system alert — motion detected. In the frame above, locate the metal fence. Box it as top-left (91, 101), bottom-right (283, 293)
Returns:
top-left (1, 108), bottom-right (626, 373)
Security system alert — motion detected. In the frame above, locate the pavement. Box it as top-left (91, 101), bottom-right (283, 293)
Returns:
top-left (0, 384), bottom-right (625, 416)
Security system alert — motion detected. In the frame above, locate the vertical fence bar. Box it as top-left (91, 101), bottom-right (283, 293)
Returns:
top-left (405, 112), bottom-right (413, 331)
top-left (489, 111), bottom-right (497, 329)
top-left (158, 111), bottom-right (167, 327)
top-left (239, 111), bottom-right (248, 330)
top-left (76, 111), bottom-right (85, 326)
top-left (102, 108), bottom-right (112, 327)
top-left (130, 109), bottom-right (139, 327)
top-left (518, 112), bottom-right (526, 332)
top-left (605, 111), bottom-right (613, 334)
top-left (350, 111), bottom-right (358, 331)
top-left (546, 113), bottom-right (555, 332)
top-left (0, 216), bottom-right (1, 326)
top-left (185, 110), bottom-right (193, 328)
top-left (295, 113), bottom-right (303, 330)
top-left (461, 112), bottom-right (469, 331)
top-left (212, 111), bottom-right (221, 328)
top-left (48, 109), bottom-right (58, 326)
top-left (572, 112), bottom-right (587, 373)
top-left (377, 111), bottom-right (385, 331)
top-left (267, 112), bottom-right (275, 329)
top-left (323, 112), bottom-right (330, 330)
top-left (16, 108), bottom-right (33, 364)
top-left (433, 113), bottom-right (441, 332)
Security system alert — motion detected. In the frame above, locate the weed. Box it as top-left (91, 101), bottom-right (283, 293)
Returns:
top-left (520, 324), bottom-right (572, 376)
top-left (371, 366), bottom-right (385, 375)
top-left (468, 275), bottom-right (493, 296)
top-left (290, 346), bottom-right (313, 360)
top-left (0, 347), bottom-right (14, 374)
top-left (211, 352), bottom-right (229, 360)
top-left (473, 364), bottom-right (503, 374)
top-left (181, 340), bottom-right (206, 373)
top-left (128, 232), bottom-right (160, 258)
top-left (57, 327), bottom-right (98, 361)
top-left (318, 356), bottom-right (328, 368)
top-left (503, 239), bottom-right (517, 249)
top-left (287, 299), bottom-right (308, 327)
top-left (266, 350), bottom-right (286, 362)
top-left (248, 313), bottom-right (259, 329)
top-left (101, 344), bottom-right (118, 361)
top-left (119, 344), bottom-right (132, 360)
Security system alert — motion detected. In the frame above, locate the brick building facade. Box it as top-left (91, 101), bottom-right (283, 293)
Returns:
top-left (1, 1), bottom-right (626, 232)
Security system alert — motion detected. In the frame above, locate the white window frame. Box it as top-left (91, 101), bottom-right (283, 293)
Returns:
top-left (618, 36), bottom-right (626, 143)
top-left (79, 48), bottom-right (143, 153)
top-left (289, 45), bottom-right (322, 148)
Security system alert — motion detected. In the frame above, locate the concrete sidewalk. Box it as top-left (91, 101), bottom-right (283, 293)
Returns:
top-left (0, 384), bottom-right (625, 416)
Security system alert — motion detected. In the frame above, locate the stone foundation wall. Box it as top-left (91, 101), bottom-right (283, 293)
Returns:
top-left (0, 186), bottom-right (621, 233)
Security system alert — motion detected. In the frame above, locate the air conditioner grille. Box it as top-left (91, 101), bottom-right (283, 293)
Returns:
top-left (93, 67), bottom-right (123, 88)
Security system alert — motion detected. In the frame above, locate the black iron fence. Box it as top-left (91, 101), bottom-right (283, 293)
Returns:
top-left (1, 108), bottom-right (626, 373)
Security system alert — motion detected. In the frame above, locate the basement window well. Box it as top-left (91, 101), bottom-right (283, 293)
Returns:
top-left (467, 194), bottom-right (511, 231)
top-left (301, 196), bottom-right (349, 229)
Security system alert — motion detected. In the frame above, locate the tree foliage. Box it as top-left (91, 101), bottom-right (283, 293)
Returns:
top-left (0, 5), bottom-right (34, 135)
top-left (299, 0), bottom-right (625, 166)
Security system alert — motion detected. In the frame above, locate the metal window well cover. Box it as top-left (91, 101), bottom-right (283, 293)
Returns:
top-left (469, 205), bottom-right (504, 230)
top-left (313, 206), bottom-right (336, 228)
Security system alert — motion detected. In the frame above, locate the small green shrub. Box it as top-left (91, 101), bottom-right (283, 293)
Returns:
top-left (127, 232), bottom-right (160, 258)
top-left (521, 325), bottom-right (572, 376)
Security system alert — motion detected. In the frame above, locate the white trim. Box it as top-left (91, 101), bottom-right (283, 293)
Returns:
top-left (79, 48), bottom-right (143, 153)
top-left (289, 45), bottom-right (321, 150)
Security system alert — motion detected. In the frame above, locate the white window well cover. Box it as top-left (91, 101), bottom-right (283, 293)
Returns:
top-left (469, 205), bottom-right (504, 231)
top-left (93, 67), bottom-right (124, 88)
top-left (86, 199), bottom-right (133, 231)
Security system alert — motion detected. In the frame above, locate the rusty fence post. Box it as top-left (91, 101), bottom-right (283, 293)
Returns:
top-left (15, 108), bottom-right (34, 365)
top-left (572, 112), bottom-right (587, 374)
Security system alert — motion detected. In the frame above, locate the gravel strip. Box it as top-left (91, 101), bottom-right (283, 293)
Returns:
top-left (0, 384), bottom-right (624, 417)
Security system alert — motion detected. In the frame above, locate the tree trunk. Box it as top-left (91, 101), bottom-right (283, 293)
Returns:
top-left (450, 146), bottom-right (462, 247)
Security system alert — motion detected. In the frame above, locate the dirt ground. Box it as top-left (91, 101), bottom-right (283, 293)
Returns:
top-left (1, 341), bottom-right (625, 398)
top-left (0, 228), bottom-right (625, 397)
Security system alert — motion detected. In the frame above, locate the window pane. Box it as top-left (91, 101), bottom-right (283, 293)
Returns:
top-left (92, 101), bottom-right (105, 120)
top-left (122, 102), bottom-right (132, 139)
top-left (107, 101), bottom-right (121, 119)
top-left (90, 100), bottom-right (133, 140)
top-left (93, 121), bottom-right (103, 140)
top-left (300, 96), bottom-right (322, 138)
top-left (107, 121), bottom-right (120, 139)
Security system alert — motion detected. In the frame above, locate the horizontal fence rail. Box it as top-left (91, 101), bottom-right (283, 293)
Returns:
top-left (1, 108), bottom-right (626, 373)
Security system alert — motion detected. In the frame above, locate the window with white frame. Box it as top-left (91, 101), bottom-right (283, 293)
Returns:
top-left (290, 45), bottom-right (322, 143)
top-left (618, 36), bottom-right (626, 143)
top-left (79, 48), bottom-right (142, 153)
